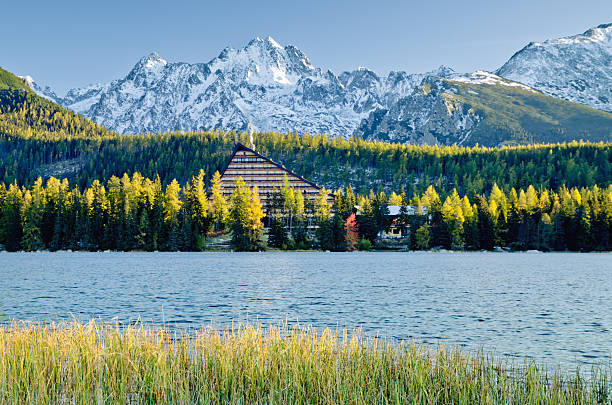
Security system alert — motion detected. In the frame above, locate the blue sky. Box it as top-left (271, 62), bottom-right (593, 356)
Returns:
top-left (2, 0), bottom-right (610, 94)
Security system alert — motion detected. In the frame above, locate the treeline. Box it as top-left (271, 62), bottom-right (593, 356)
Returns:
top-left (395, 184), bottom-right (612, 252)
top-left (1, 172), bottom-right (610, 252)
top-left (0, 171), bottom-right (331, 252)
top-left (1, 88), bottom-right (611, 196)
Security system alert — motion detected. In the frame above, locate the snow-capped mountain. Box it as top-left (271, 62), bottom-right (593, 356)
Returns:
top-left (356, 69), bottom-right (612, 146)
top-left (25, 26), bottom-right (612, 146)
top-left (30, 36), bottom-right (452, 137)
top-left (497, 23), bottom-right (612, 112)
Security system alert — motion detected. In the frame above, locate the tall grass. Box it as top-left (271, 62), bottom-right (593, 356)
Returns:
top-left (0, 320), bottom-right (609, 404)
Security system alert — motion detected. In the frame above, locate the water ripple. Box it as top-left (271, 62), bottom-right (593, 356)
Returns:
top-left (0, 251), bottom-right (611, 370)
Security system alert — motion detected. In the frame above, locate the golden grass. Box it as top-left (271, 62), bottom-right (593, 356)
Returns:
top-left (0, 320), bottom-right (609, 404)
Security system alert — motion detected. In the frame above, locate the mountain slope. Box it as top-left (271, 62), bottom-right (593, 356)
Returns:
top-left (0, 66), bottom-right (115, 141)
top-left (0, 67), bottom-right (32, 92)
top-left (27, 37), bottom-right (454, 137)
top-left (356, 71), bottom-right (612, 146)
top-left (497, 23), bottom-right (612, 112)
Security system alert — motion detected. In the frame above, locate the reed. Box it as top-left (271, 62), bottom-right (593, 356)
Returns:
top-left (0, 320), bottom-right (609, 404)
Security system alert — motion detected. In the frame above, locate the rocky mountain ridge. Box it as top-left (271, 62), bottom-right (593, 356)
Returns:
top-left (26, 24), bottom-right (612, 146)
top-left (497, 23), bottom-right (612, 112)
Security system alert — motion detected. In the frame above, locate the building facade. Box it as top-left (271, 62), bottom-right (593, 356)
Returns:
top-left (219, 143), bottom-right (327, 213)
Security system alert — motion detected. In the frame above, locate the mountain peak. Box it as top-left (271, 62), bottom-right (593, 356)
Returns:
top-left (582, 23), bottom-right (612, 42)
top-left (247, 36), bottom-right (284, 50)
top-left (265, 36), bottom-right (283, 49)
top-left (138, 52), bottom-right (168, 69)
top-left (208, 36), bottom-right (315, 82)
top-left (527, 22), bottom-right (612, 48)
top-left (429, 65), bottom-right (455, 77)
top-left (497, 22), bottom-right (612, 112)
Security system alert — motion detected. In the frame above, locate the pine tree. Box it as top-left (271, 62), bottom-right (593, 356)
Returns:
top-left (184, 169), bottom-right (210, 250)
top-left (21, 190), bottom-right (43, 251)
top-left (210, 171), bottom-right (228, 232)
top-left (476, 196), bottom-right (496, 250)
top-left (357, 197), bottom-right (378, 242)
top-left (163, 179), bottom-right (182, 251)
top-left (373, 191), bottom-right (390, 237)
top-left (247, 186), bottom-right (266, 250)
top-left (228, 178), bottom-right (265, 251)
top-left (442, 190), bottom-right (465, 250)
top-left (314, 188), bottom-right (332, 223)
top-left (0, 183), bottom-right (23, 251)
top-left (415, 224), bottom-right (431, 250)
top-left (292, 190), bottom-right (308, 245)
top-left (268, 216), bottom-right (289, 248)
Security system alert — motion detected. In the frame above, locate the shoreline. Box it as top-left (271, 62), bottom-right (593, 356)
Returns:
top-left (1, 249), bottom-right (611, 254)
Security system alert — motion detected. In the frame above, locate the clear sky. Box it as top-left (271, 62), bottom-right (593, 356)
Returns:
top-left (2, 0), bottom-right (610, 94)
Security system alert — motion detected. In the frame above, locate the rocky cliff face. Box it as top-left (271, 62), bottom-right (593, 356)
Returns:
top-left (354, 76), bottom-right (482, 145)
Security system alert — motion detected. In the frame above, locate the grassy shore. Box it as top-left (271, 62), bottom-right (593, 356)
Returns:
top-left (0, 321), bottom-right (609, 404)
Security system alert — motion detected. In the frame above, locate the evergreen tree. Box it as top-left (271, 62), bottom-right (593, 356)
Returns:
top-left (476, 196), bottom-right (496, 250)
top-left (357, 197), bottom-right (378, 242)
top-left (398, 191), bottom-right (410, 237)
top-left (228, 178), bottom-right (265, 251)
top-left (210, 171), bottom-right (228, 232)
top-left (268, 216), bottom-right (289, 248)
top-left (415, 224), bottom-right (431, 250)
top-left (442, 191), bottom-right (465, 250)
top-left (184, 169), bottom-right (210, 250)
top-left (163, 179), bottom-right (182, 251)
top-left (21, 190), bottom-right (43, 251)
top-left (0, 183), bottom-right (23, 251)
top-left (372, 191), bottom-right (390, 237)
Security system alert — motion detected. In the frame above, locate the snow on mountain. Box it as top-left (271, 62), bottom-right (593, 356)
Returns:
top-left (450, 70), bottom-right (534, 91)
top-left (497, 23), bottom-right (612, 112)
top-left (19, 75), bottom-right (58, 101)
top-left (27, 37), bottom-right (442, 137)
top-left (23, 26), bottom-right (612, 145)
top-left (354, 76), bottom-right (483, 145)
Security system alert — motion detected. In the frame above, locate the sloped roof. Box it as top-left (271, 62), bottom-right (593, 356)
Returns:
top-left (220, 143), bottom-right (322, 190)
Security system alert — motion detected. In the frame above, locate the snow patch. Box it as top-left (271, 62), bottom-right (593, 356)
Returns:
top-left (19, 75), bottom-right (35, 86)
top-left (451, 71), bottom-right (535, 91)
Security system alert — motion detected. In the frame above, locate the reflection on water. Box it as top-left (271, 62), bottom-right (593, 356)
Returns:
top-left (1, 251), bottom-right (611, 369)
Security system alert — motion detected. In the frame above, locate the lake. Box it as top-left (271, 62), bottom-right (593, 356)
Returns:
top-left (1, 251), bottom-right (610, 369)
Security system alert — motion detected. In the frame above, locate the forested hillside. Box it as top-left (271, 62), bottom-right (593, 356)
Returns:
top-left (0, 67), bottom-right (611, 198)
top-left (0, 67), bottom-right (31, 92)
top-left (1, 66), bottom-right (611, 252)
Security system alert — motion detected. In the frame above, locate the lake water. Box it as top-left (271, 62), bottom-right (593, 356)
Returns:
top-left (1, 251), bottom-right (611, 369)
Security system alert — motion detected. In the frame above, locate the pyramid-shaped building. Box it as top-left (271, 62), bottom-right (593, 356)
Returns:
top-left (219, 143), bottom-right (328, 212)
